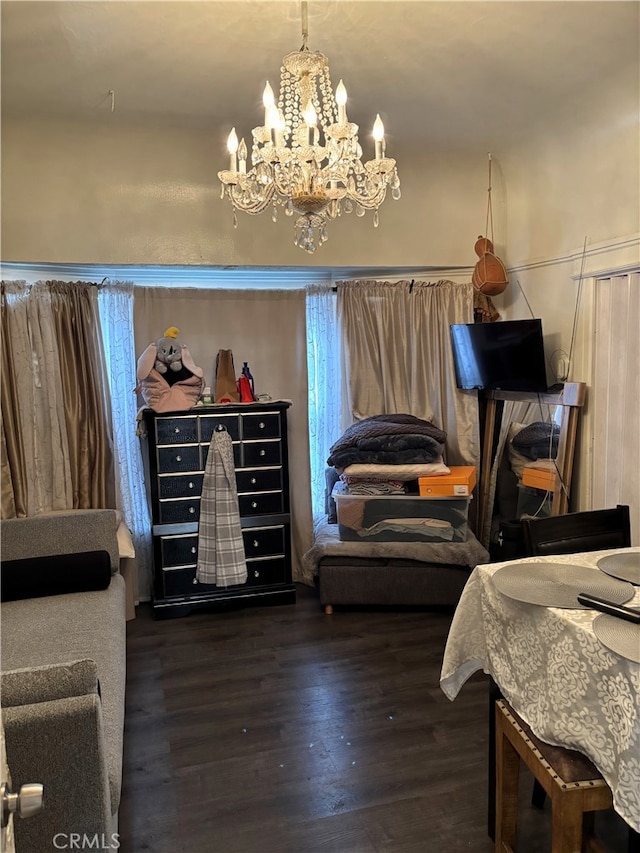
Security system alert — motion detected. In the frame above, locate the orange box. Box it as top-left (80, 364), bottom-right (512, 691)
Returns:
top-left (522, 466), bottom-right (557, 491)
top-left (418, 465), bottom-right (477, 497)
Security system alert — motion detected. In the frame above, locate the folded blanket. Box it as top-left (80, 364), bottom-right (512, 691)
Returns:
top-left (327, 414), bottom-right (446, 468)
top-left (330, 446), bottom-right (444, 469)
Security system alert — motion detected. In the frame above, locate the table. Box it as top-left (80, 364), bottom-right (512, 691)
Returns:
top-left (440, 547), bottom-right (640, 833)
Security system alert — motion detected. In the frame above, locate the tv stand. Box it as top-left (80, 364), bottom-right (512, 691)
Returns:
top-left (478, 382), bottom-right (587, 547)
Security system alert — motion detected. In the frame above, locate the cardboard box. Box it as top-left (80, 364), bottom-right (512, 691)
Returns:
top-left (521, 466), bottom-right (557, 492)
top-left (418, 465), bottom-right (477, 497)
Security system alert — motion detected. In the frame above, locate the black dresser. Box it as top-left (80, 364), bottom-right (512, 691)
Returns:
top-left (140, 402), bottom-right (296, 618)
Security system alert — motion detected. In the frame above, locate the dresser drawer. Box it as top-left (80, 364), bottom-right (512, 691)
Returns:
top-left (242, 440), bottom-right (282, 467)
top-left (242, 525), bottom-right (286, 558)
top-left (157, 445), bottom-right (201, 474)
top-left (241, 412), bottom-right (281, 440)
top-left (162, 557), bottom-right (287, 597)
top-left (199, 414), bottom-right (241, 442)
top-left (238, 491), bottom-right (284, 516)
top-left (158, 473), bottom-right (204, 499)
top-left (236, 467), bottom-right (282, 493)
top-left (201, 442), bottom-right (242, 468)
top-left (155, 416), bottom-right (198, 445)
top-left (244, 557), bottom-right (287, 586)
top-left (158, 498), bottom-right (200, 524)
top-left (160, 533), bottom-right (199, 568)
top-left (162, 567), bottom-right (212, 598)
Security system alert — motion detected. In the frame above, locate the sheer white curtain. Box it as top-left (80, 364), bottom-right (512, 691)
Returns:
top-left (305, 284), bottom-right (342, 521)
top-left (337, 279), bottom-right (480, 468)
top-left (98, 281), bottom-right (152, 601)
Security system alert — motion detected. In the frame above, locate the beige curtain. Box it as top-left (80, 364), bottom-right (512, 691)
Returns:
top-left (1, 280), bottom-right (116, 518)
top-left (133, 286), bottom-right (313, 585)
top-left (337, 279), bottom-right (480, 468)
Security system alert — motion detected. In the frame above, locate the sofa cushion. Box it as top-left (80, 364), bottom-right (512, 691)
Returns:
top-left (1, 659), bottom-right (99, 707)
top-left (1, 551), bottom-right (112, 601)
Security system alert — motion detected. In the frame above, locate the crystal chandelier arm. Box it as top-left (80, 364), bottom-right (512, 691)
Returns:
top-left (226, 180), bottom-right (276, 215)
top-left (346, 184), bottom-right (389, 210)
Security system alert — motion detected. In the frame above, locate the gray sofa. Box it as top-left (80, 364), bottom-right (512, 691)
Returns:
top-left (1, 510), bottom-right (127, 852)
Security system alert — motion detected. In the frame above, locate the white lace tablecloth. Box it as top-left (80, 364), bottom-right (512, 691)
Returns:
top-left (440, 547), bottom-right (640, 831)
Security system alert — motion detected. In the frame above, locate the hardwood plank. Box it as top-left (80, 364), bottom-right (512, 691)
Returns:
top-left (118, 583), bottom-right (630, 853)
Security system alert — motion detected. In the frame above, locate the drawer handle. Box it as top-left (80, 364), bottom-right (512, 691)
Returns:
top-left (253, 570), bottom-right (260, 578)
top-left (174, 427), bottom-right (181, 434)
top-left (192, 577), bottom-right (198, 584)
top-left (176, 455), bottom-right (182, 462)
top-left (259, 449), bottom-right (266, 457)
top-left (189, 506), bottom-right (196, 514)
top-left (250, 477), bottom-right (257, 485)
top-left (251, 501), bottom-right (258, 509)
top-left (188, 481), bottom-right (194, 489)
top-left (252, 539), bottom-right (259, 548)
top-left (259, 422), bottom-right (265, 429)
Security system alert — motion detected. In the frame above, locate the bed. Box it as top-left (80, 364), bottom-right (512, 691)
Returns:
top-left (302, 512), bottom-right (490, 615)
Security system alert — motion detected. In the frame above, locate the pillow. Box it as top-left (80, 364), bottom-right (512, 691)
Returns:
top-left (1, 550), bottom-right (112, 602)
top-left (116, 519), bottom-right (136, 559)
top-left (511, 420), bottom-right (560, 460)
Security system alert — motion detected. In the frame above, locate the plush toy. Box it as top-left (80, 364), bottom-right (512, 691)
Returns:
top-left (154, 326), bottom-right (183, 373)
top-left (136, 327), bottom-right (205, 413)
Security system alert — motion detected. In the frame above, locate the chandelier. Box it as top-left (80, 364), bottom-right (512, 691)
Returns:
top-left (218, 2), bottom-right (401, 254)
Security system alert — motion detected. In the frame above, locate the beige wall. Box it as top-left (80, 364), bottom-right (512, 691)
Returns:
top-left (2, 61), bottom-right (638, 513)
top-left (2, 56), bottom-right (636, 273)
top-left (2, 116), bottom-right (489, 268)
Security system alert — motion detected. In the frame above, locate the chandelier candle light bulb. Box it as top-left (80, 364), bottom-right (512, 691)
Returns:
top-left (336, 80), bottom-right (348, 124)
top-left (227, 127), bottom-right (239, 171)
top-left (302, 101), bottom-right (318, 146)
top-left (263, 81), bottom-right (275, 125)
top-left (218, 0), bottom-right (400, 252)
top-left (373, 114), bottom-right (385, 160)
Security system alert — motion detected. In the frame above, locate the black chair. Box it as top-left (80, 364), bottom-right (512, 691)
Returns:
top-left (521, 504), bottom-right (631, 558)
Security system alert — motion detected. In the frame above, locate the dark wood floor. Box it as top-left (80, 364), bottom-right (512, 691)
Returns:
top-left (119, 584), bottom-right (630, 853)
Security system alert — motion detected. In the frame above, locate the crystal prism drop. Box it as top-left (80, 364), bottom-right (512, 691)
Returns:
top-left (356, 204), bottom-right (365, 218)
top-left (373, 211), bottom-right (380, 228)
top-left (272, 205), bottom-right (278, 223)
top-left (392, 187), bottom-right (402, 200)
top-left (233, 212), bottom-right (238, 229)
top-left (220, 185), bottom-right (225, 200)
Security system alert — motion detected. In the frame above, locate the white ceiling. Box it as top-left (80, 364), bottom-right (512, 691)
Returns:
top-left (1, 1), bottom-right (639, 148)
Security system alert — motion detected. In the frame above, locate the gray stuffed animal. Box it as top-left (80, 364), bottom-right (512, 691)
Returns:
top-left (154, 326), bottom-right (183, 373)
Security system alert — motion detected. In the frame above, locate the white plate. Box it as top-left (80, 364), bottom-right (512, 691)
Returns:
top-left (597, 551), bottom-right (640, 586)
top-left (492, 562), bottom-right (635, 608)
top-left (593, 614), bottom-right (640, 663)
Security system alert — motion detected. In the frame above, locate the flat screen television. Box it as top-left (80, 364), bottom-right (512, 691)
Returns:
top-left (450, 319), bottom-right (549, 392)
